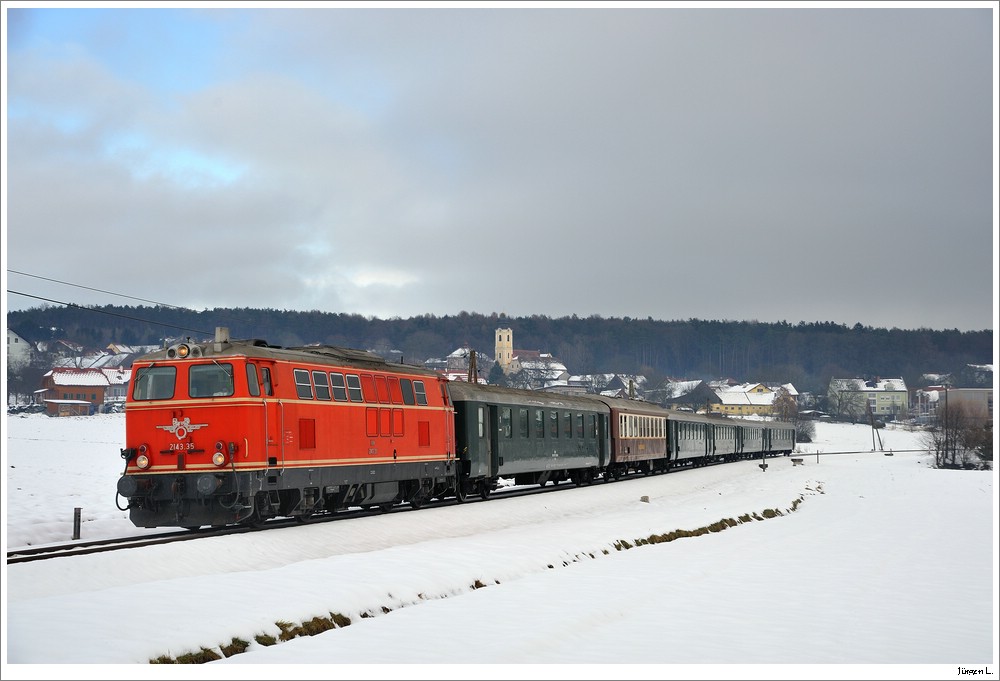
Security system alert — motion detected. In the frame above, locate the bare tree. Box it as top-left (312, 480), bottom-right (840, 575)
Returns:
top-left (923, 401), bottom-right (992, 469)
top-left (828, 379), bottom-right (868, 423)
top-left (772, 387), bottom-right (797, 421)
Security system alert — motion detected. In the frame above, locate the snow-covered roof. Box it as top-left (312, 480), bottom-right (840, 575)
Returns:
top-left (830, 377), bottom-right (907, 392)
top-left (45, 368), bottom-right (111, 387)
top-left (102, 368), bottom-right (132, 385)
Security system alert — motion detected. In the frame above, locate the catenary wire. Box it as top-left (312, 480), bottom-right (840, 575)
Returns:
top-left (6, 290), bottom-right (215, 337)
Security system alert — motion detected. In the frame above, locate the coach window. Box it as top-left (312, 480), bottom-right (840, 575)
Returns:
top-left (589, 414), bottom-right (597, 438)
top-left (400, 379), bottom-right (415, 405)
top-left (563, 412), bottom-right (572, 438)
top-left (478, 407), bottom-right (485, 438)
top-left (549, 411), bottom-right (559, 438)
top-left (576, 413), bottom-right (585, 438)
top-left (534, 409), bottom-right (544, 438)
top-left (190, 363), bottom-right (234, 398)
top-left (312, 371), bottom-right (331, 400)
top-left (246, 364), bottom-right (261, 397)
top-left (330, 373), bottom-right (348, 401)
top-left (132, 366), bottom-right (176, 400)
top-left (519, 408), bottom-right (529, 438)
top-left (500, 407), bottom-right (512, 438)
top-left (413, 381), bottom-right (428, 405)
top-left (345, 374), bottom-right (364, 402)
top-left (293, 369), bottom-right (313, 399)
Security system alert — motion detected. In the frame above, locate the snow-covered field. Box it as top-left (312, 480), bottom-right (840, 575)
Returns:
top-left (3, 413), bottom-right (996, 679)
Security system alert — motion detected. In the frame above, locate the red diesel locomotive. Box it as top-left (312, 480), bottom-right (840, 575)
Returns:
top-left (117, 327), bottom-right (458, 528)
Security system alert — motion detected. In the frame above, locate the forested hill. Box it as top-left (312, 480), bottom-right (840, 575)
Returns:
top-left (6, 306), bottom-right (993, 393)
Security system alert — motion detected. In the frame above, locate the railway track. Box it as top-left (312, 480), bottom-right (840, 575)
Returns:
top-left (8, 449), bottom-right (919, 565)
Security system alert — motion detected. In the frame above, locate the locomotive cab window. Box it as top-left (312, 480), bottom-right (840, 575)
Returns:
top-left (246, 363), bottom-right (261, 397)
top-left (132, 366), bottom-right (176, 400)
top-left (189, 363), bottom-right (234, 398)
top-left (261, 366), bottom-right (273, 396)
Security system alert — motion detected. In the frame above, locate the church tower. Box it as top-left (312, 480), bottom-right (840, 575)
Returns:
top-left (495, 327), bottom-right (513, 372)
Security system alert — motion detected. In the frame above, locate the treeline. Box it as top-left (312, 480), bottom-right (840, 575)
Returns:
top-left (7, 305), bottom-right (993, 394)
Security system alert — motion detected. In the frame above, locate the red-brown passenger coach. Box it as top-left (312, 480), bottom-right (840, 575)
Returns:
top-left (118, 327), bottom-right (457, 528)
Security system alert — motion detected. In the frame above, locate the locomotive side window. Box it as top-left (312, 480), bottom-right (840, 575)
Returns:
top-left (330, 373), bottom-right (348, 401)
top-left (293, 369), bottom-right (313, 399)
top-left (412, 381), bottom-right (428, 406)
top-left (374, 375), bottom-right (390, 403)
top-left (388, 377), bottom-right (403, 404)
top-left (312, 371), bottom-right (331, 400)
top-left (261, 367), bottom-right (273, 396)
top-left (400, 379), bottom-right (415, 405)
top-left (246, 364), bottom-right (261, 397)
top-left (190, 363), bottom-right (234, 398)
top-left (345, 374), bottom-right (364, 402)
top-left (132, 366), bottom-right (176, 400)
top-left (360, 374), bottom-right (377, 402)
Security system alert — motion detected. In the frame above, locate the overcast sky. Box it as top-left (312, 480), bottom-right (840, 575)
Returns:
top-left (3, 3), bottom-right (997, 332)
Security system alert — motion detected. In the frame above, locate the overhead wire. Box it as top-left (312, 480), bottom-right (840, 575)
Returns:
top-left (7, 269), bottom-right (187, 309)
top-left (6, 290), bottom-right (215, 337)
top-left (5, 269), bottom-right (256, 336)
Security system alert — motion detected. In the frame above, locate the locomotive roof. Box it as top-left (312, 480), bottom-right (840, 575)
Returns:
top-left (135, 337), bottom-right (441, 376)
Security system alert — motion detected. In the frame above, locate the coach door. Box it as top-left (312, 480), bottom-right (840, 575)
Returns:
top-left (598, 413), bottom-right (610, 468)
top-left (486, 405), bottom-right (500, 476)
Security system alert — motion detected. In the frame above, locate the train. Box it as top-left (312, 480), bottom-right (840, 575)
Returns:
top-left (116, 327), bottom-right (796, 529)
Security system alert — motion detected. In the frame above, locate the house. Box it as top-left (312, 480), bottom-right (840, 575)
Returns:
top-left (915, 387), bottom-right (993, 424)
top-left (710, 383), bottom-right (777, 417)
top-left (828, 377), bottom-right (909, 422)
top-left (39, 367), bottom-right (132, 416)
top-left (6, 329), bottom-right (33, 369)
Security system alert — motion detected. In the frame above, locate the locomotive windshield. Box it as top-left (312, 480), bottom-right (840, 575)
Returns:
top-left (132, 366), bottom-right (176, 401)
top-left (189, 363), bottom-right (235, 398)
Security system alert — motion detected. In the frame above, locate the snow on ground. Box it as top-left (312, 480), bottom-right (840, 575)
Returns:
top-left (2, 413), bottom-right (997, 679)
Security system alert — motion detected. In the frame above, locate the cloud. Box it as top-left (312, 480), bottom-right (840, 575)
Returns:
top-left (4, 7), bottom-right (995, 331)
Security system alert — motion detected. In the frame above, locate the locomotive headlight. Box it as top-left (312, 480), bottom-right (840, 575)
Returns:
top-left (212, 451), bottom-right (227, 466)
top-left (176, 344), bottom-right (191, 358)
top-left (136, 454), bottom-right (150, 469)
